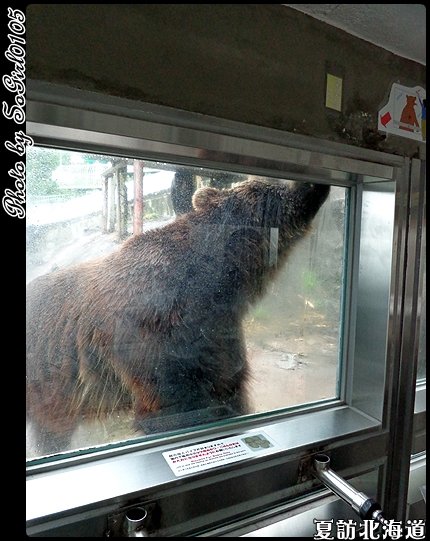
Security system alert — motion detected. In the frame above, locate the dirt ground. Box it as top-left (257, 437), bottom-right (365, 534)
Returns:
top-left (26, 229), bottom-right (338, 459)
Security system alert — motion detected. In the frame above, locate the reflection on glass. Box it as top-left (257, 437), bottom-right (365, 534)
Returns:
top-left (26, 147), bottom-right (346, 459)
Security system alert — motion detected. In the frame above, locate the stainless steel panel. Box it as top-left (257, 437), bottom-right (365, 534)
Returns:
top-left (416, 169), bottom-right (426, 381)
top-left (384, 159), bottom-right (427, 522)
top-left (239, 499), bottom-right (360, 538)
top-left (28, 80), bottom-right (405, 170)
top-left (26, 406), bottom-right (379, 524)
top-left (26, 99), bottom-right (395, 181)
top-left (351, 183), bottom-right (395, 420)
top-left (202, 470), bottom-right (379, 537)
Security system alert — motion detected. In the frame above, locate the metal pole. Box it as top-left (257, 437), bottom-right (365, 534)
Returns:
top-left (313, 454), bottom-right (389, 527)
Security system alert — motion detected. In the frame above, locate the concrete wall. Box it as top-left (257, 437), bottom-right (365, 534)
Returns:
top-left (27, 4), bottom-right (425, 157)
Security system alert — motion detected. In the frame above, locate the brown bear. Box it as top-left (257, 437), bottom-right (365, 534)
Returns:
top-left (26, 179), bottom-right (330, 454)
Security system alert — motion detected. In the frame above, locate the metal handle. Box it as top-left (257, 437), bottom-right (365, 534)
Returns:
top-left (312, 454), bottom-right (389, 527)
top-left (123, 507), bottom-right (150, 537)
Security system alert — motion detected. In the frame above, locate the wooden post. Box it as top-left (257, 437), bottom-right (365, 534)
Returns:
top-left (133, 160), bottom-right (144, 235)
top-left (108, 174), bottom-right (116, 232)
top-left (102, 176), bottom-right (108, 233)
top-left (116, 166), bottom-right (123, 240)
top-left (120, 166), bottom-right (128, 237)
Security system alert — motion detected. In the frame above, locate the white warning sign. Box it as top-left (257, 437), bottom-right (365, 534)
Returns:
top-left (378, 83), bottom-right (426, 143)
top-left (163, 432), bottom-right (280, 477)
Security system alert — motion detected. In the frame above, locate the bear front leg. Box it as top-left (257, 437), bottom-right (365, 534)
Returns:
top-left (130, 360), bottom-right (249, 436)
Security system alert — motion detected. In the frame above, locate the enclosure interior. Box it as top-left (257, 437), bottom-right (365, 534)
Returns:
top-left (26, 147), bottom-right (352, 459)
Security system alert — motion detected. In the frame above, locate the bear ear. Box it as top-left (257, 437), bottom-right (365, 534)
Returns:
top-left (192, 187), bottom-right (223, 211)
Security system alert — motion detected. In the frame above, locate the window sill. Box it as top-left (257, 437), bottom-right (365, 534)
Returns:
top-left (27, 404), bottom-right (381, 529)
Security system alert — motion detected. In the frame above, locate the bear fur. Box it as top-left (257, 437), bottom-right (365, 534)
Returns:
top-left (26, 179), bottom-right (330, 454)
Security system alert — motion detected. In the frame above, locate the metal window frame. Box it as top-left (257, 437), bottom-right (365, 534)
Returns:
top-left (25, 81), bottom-right (425, 536)
top-left (382, 158), bottom-right (427, 521)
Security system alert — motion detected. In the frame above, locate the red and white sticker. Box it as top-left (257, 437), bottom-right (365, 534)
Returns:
top-left (163, 432), bottom-right (280, 477)
top-left (378, 83), bottom-right (426, 142)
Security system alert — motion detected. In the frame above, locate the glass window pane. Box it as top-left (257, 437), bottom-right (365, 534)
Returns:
top-left (26, 147), bottom-right (346, 459)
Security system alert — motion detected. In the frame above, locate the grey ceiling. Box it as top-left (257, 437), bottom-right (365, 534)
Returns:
top-left (284, 4), bottom-right (426, 65)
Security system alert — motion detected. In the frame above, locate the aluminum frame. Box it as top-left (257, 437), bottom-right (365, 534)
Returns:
top-left (383, 159), bottom-right (427, 522)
